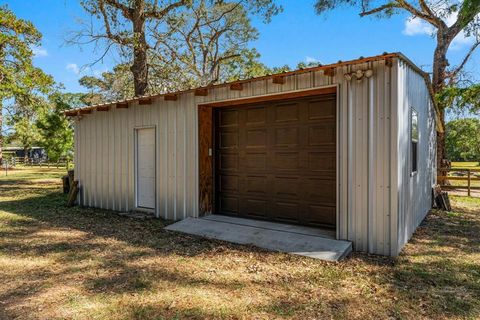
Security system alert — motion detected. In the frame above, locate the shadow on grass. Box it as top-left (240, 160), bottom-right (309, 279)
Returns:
top-left (1, 177), bottom-right (480, 319)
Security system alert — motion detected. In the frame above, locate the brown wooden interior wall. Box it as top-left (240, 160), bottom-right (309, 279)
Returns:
top-left (198, 106), bottom-right (213, 215)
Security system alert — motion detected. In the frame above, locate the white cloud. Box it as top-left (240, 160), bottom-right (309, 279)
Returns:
top-left (403, 13), bottom-right (478, 49)
top-left (403, 17), bottom-right (434, 36)
top-left (66, 63), bottom-right (80, 75)
top-left (305, 56), bottom-right (321, 64)
top-left (32, 46), bottom-right (48, 57)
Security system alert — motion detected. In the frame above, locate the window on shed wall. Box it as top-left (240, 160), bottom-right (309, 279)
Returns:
top-left (411, 108), bottom-right (419, 174)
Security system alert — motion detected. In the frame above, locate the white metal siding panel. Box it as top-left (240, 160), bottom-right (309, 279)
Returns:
top-left (394, 60), bottom-right (435, 255)
top-left (73, 57), bottom-right (430, 256)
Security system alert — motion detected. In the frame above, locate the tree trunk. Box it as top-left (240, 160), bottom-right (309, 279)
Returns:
top-left (131, 1), bottom-right (149, 97)
top-left (432, 31), bottom-right (451, 172)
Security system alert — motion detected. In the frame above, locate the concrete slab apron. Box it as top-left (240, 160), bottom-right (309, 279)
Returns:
top-left (165, 217), bottom-right (352, 262)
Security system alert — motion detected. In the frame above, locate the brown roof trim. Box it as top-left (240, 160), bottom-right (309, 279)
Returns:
top-left (199, 86), bottom-right (337, 108)
top-left (63, 52), bottom-right (442, 132)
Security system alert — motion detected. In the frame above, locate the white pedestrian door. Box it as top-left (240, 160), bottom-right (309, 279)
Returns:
top-left (136, 128), bottom-right (155, 209)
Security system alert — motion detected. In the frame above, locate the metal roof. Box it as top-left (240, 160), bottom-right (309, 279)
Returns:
top-left (64, 51), bottom-right (442, 132)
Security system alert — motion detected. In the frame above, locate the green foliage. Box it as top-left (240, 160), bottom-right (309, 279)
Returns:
top-left (438, 84), bottom-right (480, 116)
top-left (79, 64), bottom-right (134, 104)
top-left (5, 94), bottom-right (47, 154)
top-left (222, 48), bottom-right (290, 82)
top-left (0, 4), bottom-right (54, 165)
top-left (0, 5), bottom-right (53, 100)
top-left (36, 93), bottom-right (82, 162)
top-left (445, 118), bottom-right (480, 161)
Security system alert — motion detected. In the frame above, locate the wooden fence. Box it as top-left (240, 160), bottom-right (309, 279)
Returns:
top-left (438, 168), bottom-right (480, 197)
top-left (9, 157), bottom-right (70, 169)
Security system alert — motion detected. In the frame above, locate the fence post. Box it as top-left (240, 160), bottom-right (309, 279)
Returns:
top-left (467, 169), bottom-right (471, 197)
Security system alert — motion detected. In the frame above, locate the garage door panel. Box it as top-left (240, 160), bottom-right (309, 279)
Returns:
top-left (219, 154), bottom-right (238, 170)
top-left (219, 196), bottom-right (239, 214)
top-left (271, 201), bottom-right (299, 222)
top-left (274, 103), bottom-right (300, 122)
top-left (273, 152), bottom-right (300, 170)
top-left (274, 127), bottom-right (299, 147)
top-left (246, 107), bottom-right (267, 125)
top-left (242, 198), bottom-right (267, 218)
top-left (219, 110), bottom-right (239, 127)
top-left (245, 152), bottom-right (267, 170)
top-left (307, 98), bottom-right (336, 120)
top-left (308, 124), bottom-right (336, 146)
top-left (245, 175), bottom-right (267, 194)
top-left (219, 132), bottom-right (239, 149)
top-left (219, 174), bottom-right (239, 192)
top-left (246, 129), bottom-right (267, 148)
top-left (216, 93), bottom-right (336, 228)
top-left (273, 177), bottom-right (300, 199)
top-left (308, 152), bottom-right (336, 173)
top-left (305, 178), bottom-right (336, 205)
top-left (307, 205), bottom-right (336, 226)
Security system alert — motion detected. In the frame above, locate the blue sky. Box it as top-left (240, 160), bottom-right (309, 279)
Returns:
top-left (3, 0), bottom-right (479, 93)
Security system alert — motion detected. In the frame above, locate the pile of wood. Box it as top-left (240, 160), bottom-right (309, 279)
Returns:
top-left (62, 170), bottom-right (79, 207)
top-left (433, 185), bottom-right (451, 211)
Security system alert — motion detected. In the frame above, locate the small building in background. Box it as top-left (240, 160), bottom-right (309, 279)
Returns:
top-left (3, 147), bottom-right (47, 163)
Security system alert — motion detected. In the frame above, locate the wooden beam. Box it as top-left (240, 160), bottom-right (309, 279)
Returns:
top-left (323, 68), bottom-right (335, 77)
top-left (385, 57), bottom-right (393, 67)
top-left (116, 102), bottom-right (129, 109)
top-left (230, 83), bottom-right (243, 91)
top-left (164, 93), bottom-right (178, 101)
top-left (64, 111), bottom-right (78, 117)
top-left (79, 109), bottom-right (92, 115)
top-left (138, 97), bottom-right (152, 105)
top-left (194, 88), bottom-right (209, 96)
top-left (97, 105), bottom-right (110, 111)
top-left (272, 75), bottom-right (285, 84)
top-left (200, 86), bottom-right (336, 108)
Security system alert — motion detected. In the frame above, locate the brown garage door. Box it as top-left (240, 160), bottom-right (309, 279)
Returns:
top-left (214, 93), bottom-right (336, 228)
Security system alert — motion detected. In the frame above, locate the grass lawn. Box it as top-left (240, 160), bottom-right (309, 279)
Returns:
top-left (1, 167), bottom-right (479, 319)
top-left (451, 162), bottom-right (480, 169)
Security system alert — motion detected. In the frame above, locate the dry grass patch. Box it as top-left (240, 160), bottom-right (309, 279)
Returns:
top-left (0, 167), bottom-right (479, 319)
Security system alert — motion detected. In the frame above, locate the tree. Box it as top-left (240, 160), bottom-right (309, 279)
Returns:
top-left (74, 0), bottom-right (282, 97)
top-left (36, 93), bottom-right (83, 163)
top-left (0, 5), bottom-right (53, 165)
top-left (438, 82), bottom-right (480, 116)
top-left (445, 118), bottom-right (480, 161)
top-left (79, 63), bottom-right (134, 104)
top-left (5, 94), bottom-right (47, 162)
top-left (155, 0), bottom-right (264, 86)
top-left (74, 0), bottom-right (188, 96)
top-left (222, 48), bottom-right (290, 82)
top-left (314, 0), bottom-right (480, 166)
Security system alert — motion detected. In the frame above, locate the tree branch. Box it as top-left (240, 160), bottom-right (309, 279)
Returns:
top-left (359, 2), bottom-right (399, 17)
top-left (144, 0), bottom-right (186, 19)
top-left (448, 40), bottom-right (480, 82)
top-left (103, 0), bottom-right (132, 19)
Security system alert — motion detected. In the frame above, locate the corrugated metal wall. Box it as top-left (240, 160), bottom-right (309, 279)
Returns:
top-left (74, 57), bottom-right (430, 256)
top-left (75, 95), bottom-right (199, 220)
top-left (395, 60), bottom-right (436, 254)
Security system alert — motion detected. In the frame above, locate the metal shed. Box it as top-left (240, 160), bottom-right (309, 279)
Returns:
top-left (67, 52), bottom-right (438, 256)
